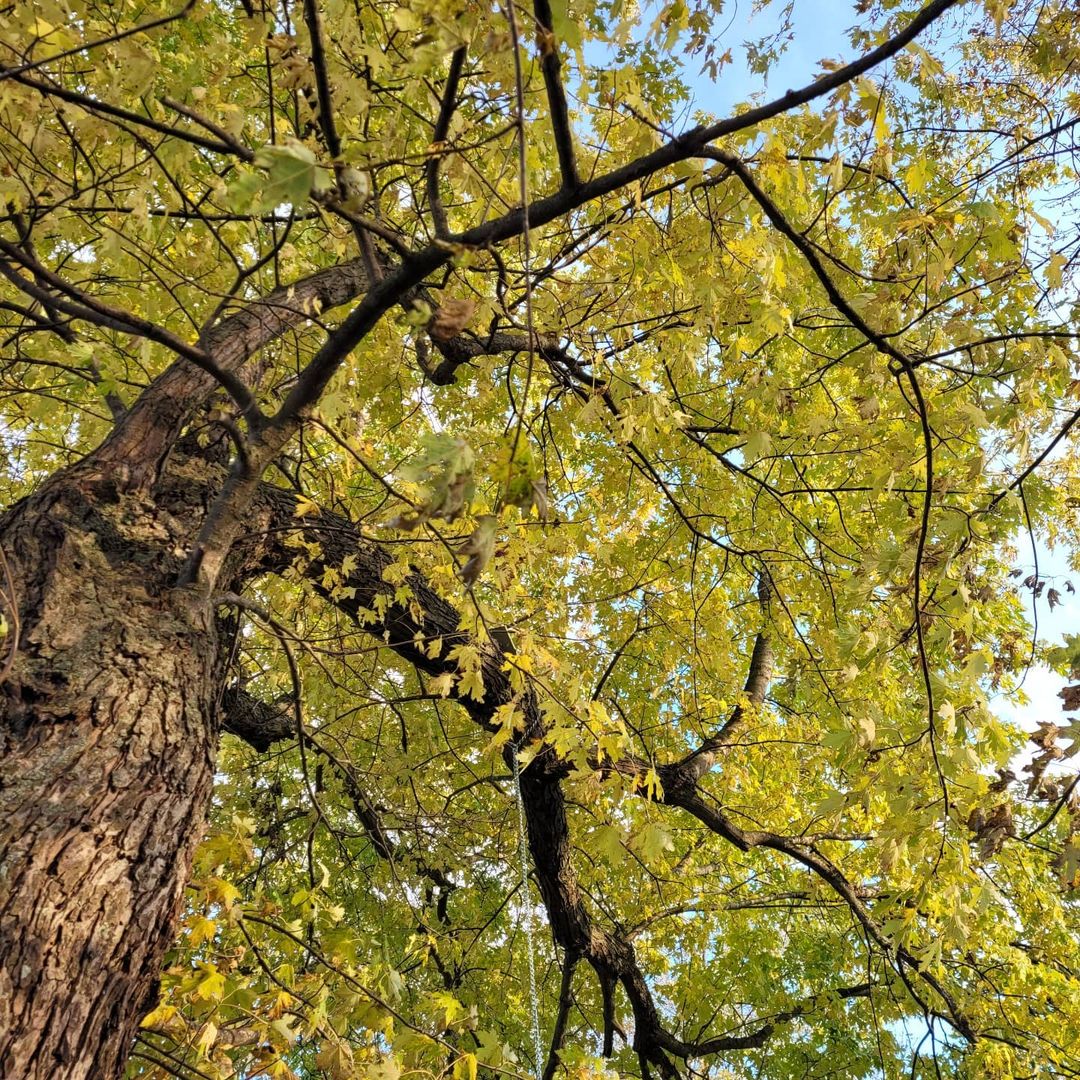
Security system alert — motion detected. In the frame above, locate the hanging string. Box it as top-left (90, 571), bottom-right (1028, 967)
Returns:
top-left (503, 0), bottom-right (542, 1072)
top-left (513, 751), bottom-right (544, 1080)
top-left (502, 0), bottom-right (537, 468)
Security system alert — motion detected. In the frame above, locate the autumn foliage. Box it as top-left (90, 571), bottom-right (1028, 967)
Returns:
top-left (3, 0), bottom-right (1080, 1078)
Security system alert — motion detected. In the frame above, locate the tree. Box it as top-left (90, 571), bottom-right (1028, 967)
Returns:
top-left (2, 0), bottom-right (1080, 1075)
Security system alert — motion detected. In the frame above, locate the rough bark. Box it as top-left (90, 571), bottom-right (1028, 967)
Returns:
top-left (0, 466), bottom-right (223, 1079)
top-left (94, 257), bottom-right (371, 490)
top-left (220, 686), bottom-right (293, 752)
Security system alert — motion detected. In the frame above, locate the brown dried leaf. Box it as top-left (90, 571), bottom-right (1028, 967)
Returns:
top-left (988, 768), bottom-right (1016, 793)
top-left (459, 515), bottom-right (498, 586)
top-left (428, 298), bottom-right (477, 342)
top-left (1032, 721), bottom-right (1060, 748)
top-left (969, 802), bottom-right (1014, 859)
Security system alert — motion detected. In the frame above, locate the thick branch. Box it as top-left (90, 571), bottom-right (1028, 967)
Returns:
top-left (73, 0), bottom-right (954, 482)
top-left (425, 329), bottom-right (571, 385)
top-left (543, 953), bottom-right (577, 1080)
top-left (533, 0), bottom-right (579, 189)
top-left (240, 475), bottom-right (927, 1069)
top-left (0, 240), bottom-right (258, 420)
top-left (219, 686), bottom-right (293, 751)
top-left (94, 257), bottom-right (372, 484)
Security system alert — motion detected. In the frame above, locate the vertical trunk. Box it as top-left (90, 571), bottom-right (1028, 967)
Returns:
top-left (0, 471), bottom-right (219, 1079)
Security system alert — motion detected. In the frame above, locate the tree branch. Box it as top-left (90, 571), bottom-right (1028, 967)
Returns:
top-left (681, 574), bottom-right (773, 781)
top-left (219, 686), bottom-right (293, 751)
top-left (426, 47), bottom-right (468, 237)
top-left (1, 67), bottom-right (244, 156)
top-left (234, 468), bottom-right (976, 1069)
top-left (533, 0), bottom-right (579, 189)
top-left (264, 0), bottom-right (961, 426)
top-left (0, 240), bottom-right (260, 423)
top-left (543, 952), bottom-right (577, 1080)
top-left (658, 782), bottom-right (976, 1043)
top-left (93, 256), bottom-right (372, 484)
top-left (302, 0), bottom-right (343, 160)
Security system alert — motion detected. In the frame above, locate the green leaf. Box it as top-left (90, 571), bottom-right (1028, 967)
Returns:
top-left (252, 142), bottom-right (331, 207)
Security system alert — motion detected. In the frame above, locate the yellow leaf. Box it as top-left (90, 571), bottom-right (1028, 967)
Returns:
top-left (1048, 251), bottom-right (1067, 290)
top-left (828, 153), bottom-right (844, 190)
top-left (872, 104), bottom-right (890, 147)
top-left (140, 1004), bottom-right (179, 1030)
top-left (195, 968), bottom-right (226, 1002)
top-left (188, 915), bottom-right (217, 948)
top-left (457, 666), bottom-right (485, 702)
top-left (640, 768), bottom-right (664, 801)
top-left (453, 1053), bottom-right (478, 1080)
top-left (430, 672), bottom-right (455, 697)
top-left (197, 1022), bottom-right (218, 1056)
top-left (904, 157), bottom-right (930, 194)
top-left (316, 1040), bottom-right (355, 1080)
top-left (207, 876), bottom-right (241, 909)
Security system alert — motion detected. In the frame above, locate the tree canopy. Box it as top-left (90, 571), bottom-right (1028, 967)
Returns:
top-left (3, 0), bottom-right (1080, 1077)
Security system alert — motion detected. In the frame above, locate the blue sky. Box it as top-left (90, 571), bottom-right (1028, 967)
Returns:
top-left (680, 0), bottom-right (854, 114)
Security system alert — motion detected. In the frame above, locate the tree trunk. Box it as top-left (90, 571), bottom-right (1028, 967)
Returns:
top-left (0, 467), bottom-right (220, 1079)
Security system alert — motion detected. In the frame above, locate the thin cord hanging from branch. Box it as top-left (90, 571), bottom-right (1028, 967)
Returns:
top-left (504, 0), bottom-right (537, 465)
top-left (505, 6), bottom-right (543, 1074)
top-left (514, 752), bottom-right (544, 1080)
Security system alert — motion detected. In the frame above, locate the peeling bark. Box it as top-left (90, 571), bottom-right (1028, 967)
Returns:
top-left (0, 471), bottom-right (221, 1079)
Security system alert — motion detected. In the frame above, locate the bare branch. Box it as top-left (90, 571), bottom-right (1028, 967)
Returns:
top-left (532, 0), bottom-right (579, 189)
top-left (0, 239), bottom-right (260, 422)
top-left (302, 0), bottom-right (343, 161)
top-left (426, 47), bottom-right (468, 237)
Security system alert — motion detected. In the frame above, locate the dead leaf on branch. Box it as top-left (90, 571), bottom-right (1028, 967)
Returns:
top-left (428, 299), bottom-right (477, 342)
top-left (967, 802), bottom-right (1014, 859)
top-left (459, 515), bottom-right (497, 586)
